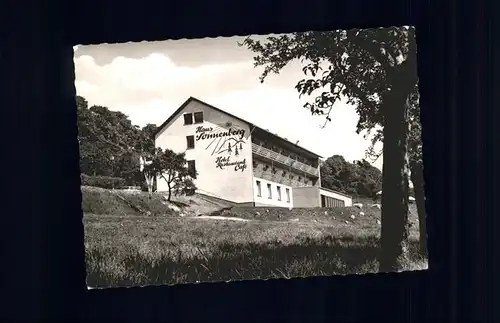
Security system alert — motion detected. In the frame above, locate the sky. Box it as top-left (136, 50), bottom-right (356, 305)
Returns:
top-left (73, 35), bottom-right (384, 170)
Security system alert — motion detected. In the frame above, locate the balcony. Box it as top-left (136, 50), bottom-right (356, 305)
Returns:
top-left (251, 143), bottom-right (320, 177)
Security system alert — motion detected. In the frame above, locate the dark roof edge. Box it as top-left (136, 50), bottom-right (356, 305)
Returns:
top-left (153, 97), bottom-right (323, 158)
top-left (318, 186), bottom-right (353, 199)
top-left (250, 125), bottom-right (323, 158)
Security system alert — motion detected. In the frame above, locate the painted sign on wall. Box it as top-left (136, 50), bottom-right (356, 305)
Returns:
top-left (215, 156), bottom-right (248, 172)
top-left (195, 125), bottom-right (248, 171)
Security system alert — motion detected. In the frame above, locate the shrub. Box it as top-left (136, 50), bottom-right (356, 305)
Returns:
top-left (81, 174), bottom-right (126, 189)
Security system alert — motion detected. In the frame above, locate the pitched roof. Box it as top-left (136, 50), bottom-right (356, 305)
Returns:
top-left (153, 96), bottom-right (323, 158)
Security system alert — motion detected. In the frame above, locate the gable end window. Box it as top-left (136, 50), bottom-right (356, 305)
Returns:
top-left (193, 112), bottom-right (204, 124)
top-left (184, 113), bottom-right (193, 125)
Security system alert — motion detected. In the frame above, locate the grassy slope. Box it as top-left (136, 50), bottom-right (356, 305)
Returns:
top-left (82, 186), bottom-right (427, 287)
top-left (80, 186), bottom-right (226, 217)
top-left (81, 186), bottom-right (419, 229)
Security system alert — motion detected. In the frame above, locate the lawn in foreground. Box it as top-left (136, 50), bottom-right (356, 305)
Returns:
top-left (84, 215), bottom-right (428, 288)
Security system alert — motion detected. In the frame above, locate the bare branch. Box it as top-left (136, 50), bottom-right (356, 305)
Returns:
top-left (367, 149), bottom-right (383, 163)
top-left (320, 84), bottom-right (344, 128)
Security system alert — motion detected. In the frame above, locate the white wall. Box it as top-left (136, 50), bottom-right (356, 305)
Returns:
top-left (292, 186), bottom-right (320, 208)
top-left (155, 99), bottom-right (255, 204)
top-left (253, 176), bottom-right (293, 208)
top-left (319, 188), bottom-right (353, 207)
top-left (291, 186), bottom-right (353, 208)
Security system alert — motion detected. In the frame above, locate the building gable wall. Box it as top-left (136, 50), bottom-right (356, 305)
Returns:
top-left (155, 100), bottom-right (255, 203)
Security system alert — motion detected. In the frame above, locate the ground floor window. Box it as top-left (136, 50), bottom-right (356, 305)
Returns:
top-left (256, 180), bottom-right (262, 197)
top-left (187, 160), bottom-right (196, 178)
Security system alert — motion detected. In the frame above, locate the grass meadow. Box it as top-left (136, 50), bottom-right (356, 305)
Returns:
top-left (84, 208), bottom-right (428, 288)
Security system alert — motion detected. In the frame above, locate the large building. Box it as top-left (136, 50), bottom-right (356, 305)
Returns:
top-left (153, 97), bottom-right (352, 208)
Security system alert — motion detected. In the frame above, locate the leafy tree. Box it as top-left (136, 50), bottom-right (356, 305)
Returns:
top-left (143, 148), bottom-right (197, 201)
top-left (134, 124), bottom-right (160, 193)
top-left (76, 98), bottom-right (184, 196)
top-left (320, 155), bottom-right (350, 193)
top-left (77, 101), bottom-right (130, 176)
top-left (240, 27), bottom-right (418, 271)
top-left (140, 124), bottom-right (159, 154)
top-left (320, 155), bottom-right (382, 197)
top-left (355, 159), bottom-right (383, 198)
top-left (76, 96), bottom-right (100, 175)
top-left (115, 150), bottom-right (143, 186)
top-left (76, 96), bottom-right (150, 186)
top-left (76, 95), bottom-right (89, 113)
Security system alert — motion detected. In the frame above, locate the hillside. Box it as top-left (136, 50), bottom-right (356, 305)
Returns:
top-left (84, 188), bottom-right (425, 288)
top-left (80, 186), bottom-right (231, 217)
top-left (211, 203), bottom-right (420, 239)
top-left (81, 186), bottom-right (420, 238)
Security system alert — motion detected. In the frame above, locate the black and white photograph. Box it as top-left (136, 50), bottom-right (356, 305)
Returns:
top-left (75, 27), bottom-right (428, 289)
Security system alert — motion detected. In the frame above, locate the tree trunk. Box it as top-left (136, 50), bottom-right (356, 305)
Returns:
top-left (379, 87), bottom-right (412, 273)
top-left (167, 183), bottom-right (172, 201)
top-left (410, 160), bottom-right (427, 257)
top-left (147, 180), bottom-right (153, 200)
top-left (143, 172), bottom-right (153, 199)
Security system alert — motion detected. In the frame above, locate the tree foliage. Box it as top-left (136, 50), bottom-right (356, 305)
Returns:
top-left (240, 27), bottom-right (419, 271)
top-left (144, 148), bottom-right (197, 201)
top-left (77, 96), bottom-right (158, 187)
top-left (240, 27), bottom-right (417, 132)
top-left (77, 97), bottom-right (140, 180)
top-left (76, 98), bottom-right (198, 200)
top-left (320, 155), bottom-right (382, 198)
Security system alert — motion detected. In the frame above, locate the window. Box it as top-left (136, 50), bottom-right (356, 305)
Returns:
top-left (184, 113), bottom-right (193, 125)
top-left (186, 135), bottom-right (195, 149)
top-left (267, 183), bottom-right (272, 199)
top-left (286, 188), bottom-right (290, 203)
top-left (321, 195), bottom-right (345, 207)
top-left (193, 112), bottom-right (204, 124)
top-left (256, 180), bottom-right (262, 197)
top-left (276, 186), bottom-right (282, 201)
top-left (187, 160), bottom-right (196, 178)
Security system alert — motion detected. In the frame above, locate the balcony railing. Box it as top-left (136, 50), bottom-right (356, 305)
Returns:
top-left (251, 143), bottom-right (320, 177)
